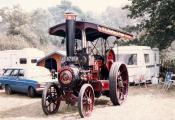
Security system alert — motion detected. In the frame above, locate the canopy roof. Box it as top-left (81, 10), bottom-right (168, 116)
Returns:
top-left (49, 21), bottom-right (134, 41)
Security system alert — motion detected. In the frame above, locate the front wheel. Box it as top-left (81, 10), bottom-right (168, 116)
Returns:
top-left (28, 87), bottom-right (36, 98)
top-left (41, 83), bottom-right (61, 115)
top-left (109, 62), bottom-right (129, 105)
top-left (5, 85), bottom-right (13, 95)
top-left (78, 84), bottom-right (95, 118)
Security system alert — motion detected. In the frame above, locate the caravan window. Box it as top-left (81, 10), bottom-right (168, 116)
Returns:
top-left (118, 54), bottom-right (137, 65)
top-left (31, 59), bottom-right (37, 63)
top-left (20, 58), bottom-right (27, 64)
top-left (144, 54), bottom-right (149, 63)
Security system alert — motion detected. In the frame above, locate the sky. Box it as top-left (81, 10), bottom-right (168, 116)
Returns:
top-left (0, 0), bottom-right (130, 14)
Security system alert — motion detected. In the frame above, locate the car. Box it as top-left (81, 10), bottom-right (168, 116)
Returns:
top-left (0, 66), bottom-right (57, 97)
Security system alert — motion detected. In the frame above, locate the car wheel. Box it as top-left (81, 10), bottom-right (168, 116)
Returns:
top-left (28, 87), bottom-right (36, 98)
top-left (5, 85), bottom-right (13, 95)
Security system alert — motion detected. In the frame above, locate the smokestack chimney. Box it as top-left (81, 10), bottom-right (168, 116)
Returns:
top-left (64, 12), bottom-right (76, 57)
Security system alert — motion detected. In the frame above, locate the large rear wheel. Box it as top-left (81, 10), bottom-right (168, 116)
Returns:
top-left (41, 83), bottom-right (61, 115)
top-left (109, 62), bottom-right (129, 105)
top-left (78, 84), bottom-right (94, 118)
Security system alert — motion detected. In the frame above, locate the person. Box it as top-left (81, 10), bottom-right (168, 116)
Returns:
top-left (51, 69), bottom-right (57, 79)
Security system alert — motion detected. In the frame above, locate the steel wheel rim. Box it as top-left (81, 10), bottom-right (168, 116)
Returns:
top-left (45, 86), bottom-right (59, 113)
top-left (82, 87), bottom-right (94, 117)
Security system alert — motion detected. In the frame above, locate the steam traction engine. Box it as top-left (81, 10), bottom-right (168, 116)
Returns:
top-left (41, 13), bottom-right (134, 118)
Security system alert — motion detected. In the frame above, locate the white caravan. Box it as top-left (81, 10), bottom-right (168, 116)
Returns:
top-left (0, 48), bottom-right (45, 75)
top-left (113, 46), bottom-right (160, 84)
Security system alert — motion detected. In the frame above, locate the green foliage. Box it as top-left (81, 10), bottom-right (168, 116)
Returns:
top-left (0, 0), bottom-right (133, 51)
top-left (124, 0), bottom-right (175, 50)
top-left (48, 0), bottom-right (85, 23)
top-left (0, 0), bottom-right (87, 50)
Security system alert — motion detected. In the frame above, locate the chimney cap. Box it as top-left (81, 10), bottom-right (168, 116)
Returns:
top-left (64, 12), bottom-right (77, 20)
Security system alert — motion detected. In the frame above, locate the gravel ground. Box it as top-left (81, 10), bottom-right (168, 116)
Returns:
top-left (0, 85), bottom-right (175, 120)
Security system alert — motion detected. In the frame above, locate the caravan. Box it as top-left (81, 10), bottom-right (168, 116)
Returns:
top-left (113, 46), bottom-right (160, 84)
top-left (0, 48), bottom-right (45, 75)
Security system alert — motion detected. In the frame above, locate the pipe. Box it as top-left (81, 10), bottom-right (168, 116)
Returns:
top-left (64, 13), bottom-right (76, 56)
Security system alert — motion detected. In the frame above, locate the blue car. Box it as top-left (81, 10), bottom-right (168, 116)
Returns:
top-left (0, 66), bottom-right (57, 97)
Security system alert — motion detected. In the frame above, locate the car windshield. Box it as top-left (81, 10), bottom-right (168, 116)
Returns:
top-left (11, 69), bottom-right (19, 76)
top-left (3, 69), bottom-right (13, 76)
top-left (118, 54), bottom-right (137, 65)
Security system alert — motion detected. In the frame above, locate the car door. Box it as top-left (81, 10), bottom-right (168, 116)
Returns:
top-left (17, 69), bottom-right (37, 93)
top-left (15, 69), bottom-right (29, 93)
top-left (9, 69), bottom-right (21, 92)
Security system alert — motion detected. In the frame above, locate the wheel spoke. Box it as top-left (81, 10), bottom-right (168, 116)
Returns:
top-left (85, 104), bottom-right (88, 114)
top-left (46, 96), bottom-right (50, 101)
top-left (84, 90), bottom-right (88, 98)
top-left (88, 90), bottom-right (91, 98)
top-left (120, 89), bottom-right (124, 100)
top-left (83, 100), bottom-right (88, 105)
top-left (116, 69), bottom-right (127, 101)
top-left (118, 87), bottom-right (124, 100)
top-left (53, 101), bottom-right (57, 105)
top-left (122, 80), bottom-right (128, 85)
top-left (46, 102), bottom-right (52, 107)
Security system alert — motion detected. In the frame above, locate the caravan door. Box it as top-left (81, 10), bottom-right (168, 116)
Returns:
top-left (143, 50), bottom-right (155, 81)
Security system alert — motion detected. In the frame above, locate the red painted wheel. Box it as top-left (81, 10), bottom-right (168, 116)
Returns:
top-left (109, 62), bottom-right (129, 105)
top-left (78, 84), bottom-right (94, 118)
top-left (42, 83), bottom-right (61, 115)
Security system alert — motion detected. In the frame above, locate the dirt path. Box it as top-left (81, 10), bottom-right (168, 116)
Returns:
top-left (0, 86), bottom-right (175, 120)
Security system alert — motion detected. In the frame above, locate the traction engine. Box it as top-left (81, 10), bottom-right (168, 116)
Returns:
top-left (41, 13), bottom-right (134, 118)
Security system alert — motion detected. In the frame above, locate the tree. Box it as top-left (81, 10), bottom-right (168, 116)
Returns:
top-left (48, 0), bottom-right (85, 23)
top-left (0, 5), bottom-right (30, 35)
top-left (0, 5), bottom-right (55, 49)
top-left (101, 7), bottom-right (132, 28)
top-left (0, 5), bottom-right (41, 47)
top-left (31, 8), bottom-right (55, 45)
top-left (124, 0), bottom-right (175, 50)
top-left (48, 0), bottom-right (88, 50)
